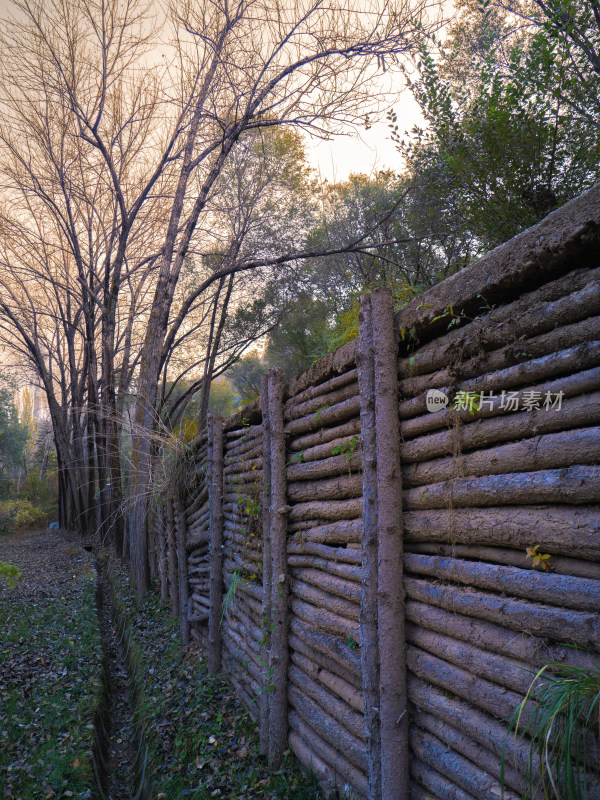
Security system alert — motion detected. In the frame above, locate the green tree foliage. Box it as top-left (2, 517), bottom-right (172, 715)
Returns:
top-left (208, 380), bottom-right (237, 418)
top-left (0, 383), bottom-right (27, 497)
top-left (228, 352), bottom-right (266, 403)
top-left (395, 0), bottom-right (600, 253)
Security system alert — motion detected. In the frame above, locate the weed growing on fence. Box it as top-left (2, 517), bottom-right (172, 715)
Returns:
top-left (503, 661), bottom-right (600, 800)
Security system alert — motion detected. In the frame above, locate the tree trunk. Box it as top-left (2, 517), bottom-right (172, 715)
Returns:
top-left (207, 413), bottom-right (224, 674)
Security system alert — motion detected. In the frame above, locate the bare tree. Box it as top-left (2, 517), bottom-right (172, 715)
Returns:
top-left (0, 0), bottom-right (439, 594)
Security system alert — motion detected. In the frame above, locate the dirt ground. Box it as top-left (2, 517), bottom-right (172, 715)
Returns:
top-left (0, 527), bottom-right (94, 600)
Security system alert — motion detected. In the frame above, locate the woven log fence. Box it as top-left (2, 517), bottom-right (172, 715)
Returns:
top-left (150, 184), bottom-right (600, 799)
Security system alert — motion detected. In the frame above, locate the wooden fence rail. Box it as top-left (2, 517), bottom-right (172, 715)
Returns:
top-left (152, 183), bottom-right (600, 800)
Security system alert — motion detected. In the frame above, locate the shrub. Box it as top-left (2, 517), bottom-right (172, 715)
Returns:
top-left (0, 499), bottom-right (45, 533)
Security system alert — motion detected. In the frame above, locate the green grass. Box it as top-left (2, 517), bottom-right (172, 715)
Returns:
top-left (108, 563), bottom-right (326, 800)
top-left (0, 578), bottom-right (103, 799)
top-left (504, 661), bottom-right (600, 800)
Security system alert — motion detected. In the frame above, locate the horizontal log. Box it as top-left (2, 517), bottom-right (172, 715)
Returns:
top-left (288, 684), bottom-right (367, 773)
top-left (290, 434), bottom-right (362, 468)
top-left (289, 663), bottom-right (366, 743)
top-left (186, 532), bottom-right (209, 551)
top-left (404, 553), bottom-right (600, 611)
top-left (286, 337), bottom-right (357, 400)
top-left (288, 498), bottom-right (362, 523)
top-left (402, 311), bottom-right (600, 398)
top-left (407, 674), bottom-right (539, 780)
top-left (188, 613), bottom-right (208, 624)
top-left (403, 506), bottom-right (600, 560)
top-left (288, 556), bottom-right (361, 583)
top-left (287, 701), bottom-right (367, 788)
top-left (406, 542), bottom-right (600, 580)
top-left (288, 731), bottom-right (343, 796)
top-left (407, 645), bottom-right (527, 722)
top-left (410, 781), bottom-right (442, 800)
top-left (291, 578), bottom-right (359, 623)
top-left (287, 367), bottom-right (358, 408)
top-left (410, 727), bottom-right (517, 800)
top-left (406, 599), bottom-right (599, 672)
top-left (223, 553), bottom-right (261, 577)
top-left (404, 465), bottom-right (600, 509)
top-left (287, 473), bottom-right (362, 503)
top-left (405, 578), bottom-right (600, 649)
top-left (403, 392), bottom-right (600, 466)
top-left (406, 623), bottom-right (533, 695)
top-left (288, 518), bottom-right (362, 545)
top-left (412, 711), bottom-right (534, 800)
top-left (404, 423), bottom-right (600, 486)
top-left (285, 380), bottom-right (359, 422)
top-left (290, 616), bottom-right (361, 679)
top-left (188, 546), bottom-right (209, 559)
top-left (187, 504), bottom-right (209, 527)
top-left (409, 759), bottom-right (478, 800)
top-left (228, 670), bottom-right (259, 719)
top-left (289, 416), bottom-right (362, 453)
top-left (401, 363), bottom-right (600, 445)
top-left (291, 649), bottom-right (363, 712)
top-left (288, 717), bottom-right (368, 798)
top-left (291, 567), bottom-right (361, 603)
top-left (223, 629), bottom-right (261, 679)
top-left (224, 455), bottom-right (262, 475)
top-left (224, 422), bottom-right (262, 440)
top-left (287, 451), bottom-right (362, 482)
top-left (285, 396), bottom-right (361, 437)
top-left (224, 433), bottom-right (262, 460)
top-left (400, 340), bottom-right (600, 424)
top-left (288, 539), bottom-right (362, 564)
top-left (289, 632), bottom-right (361, 691)
top-left (185, 485), bottom-right (208, 517)
top-left (400, 267), bottom-right (600, 378)
top-left (291, 596), bottom-right (359, 640)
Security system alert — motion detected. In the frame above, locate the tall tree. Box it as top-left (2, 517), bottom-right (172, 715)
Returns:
top-left (0, 0), bottom-right (438, 595)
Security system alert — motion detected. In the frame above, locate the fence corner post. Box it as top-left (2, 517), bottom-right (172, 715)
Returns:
top-left (207, 412), bottom-right (224, 675)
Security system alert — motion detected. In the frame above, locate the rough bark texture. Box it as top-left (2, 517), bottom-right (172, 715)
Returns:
top-left (259, 373), bottom-right (271, 755)
top-left (267, 369), bottom-right (289, 768)
top-left (207, 413), bottom-right (224, 674)
top-left (371, 288), bottom-right (409, 800)
top-left (174, 492), bottom-right (190, 645)
top-left (357, 292), bottom-right (382, 799)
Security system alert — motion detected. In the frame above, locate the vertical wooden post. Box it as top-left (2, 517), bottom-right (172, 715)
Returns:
top-left (267, 368), bottom-right (289, 768)
top-left (260, 373), bottom-right (272, 756)
top-left (165, 497), bottom-right (179, 618)
top-left (357, 293), bottom-right (382, 799)
top-left (207, 412), bottom-right (224, 674)
top-left (372, 288), bottom-right (408, 800)
top-left (156, 501), bottom-right (169, 602)
top-left (174, 492), bottom-right (190, 646)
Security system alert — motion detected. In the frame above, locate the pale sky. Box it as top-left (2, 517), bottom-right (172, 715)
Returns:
top-left (305, 87), bottom-right (424, 182)
top-left (0, 0), bottom-right (426, 184)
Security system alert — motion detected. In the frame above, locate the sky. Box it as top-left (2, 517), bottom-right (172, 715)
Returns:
top-left (0, 0), bottom-right (427, 184)
top-left (305, 87), bottom-right (424, 183)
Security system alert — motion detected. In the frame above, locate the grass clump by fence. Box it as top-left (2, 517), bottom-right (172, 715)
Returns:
top-left (107, 559), bottom-right (326, 800)
top-left (0, 576), bottom-right (103, 799)
top-left (505, 661), bottom-right (600, 800)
